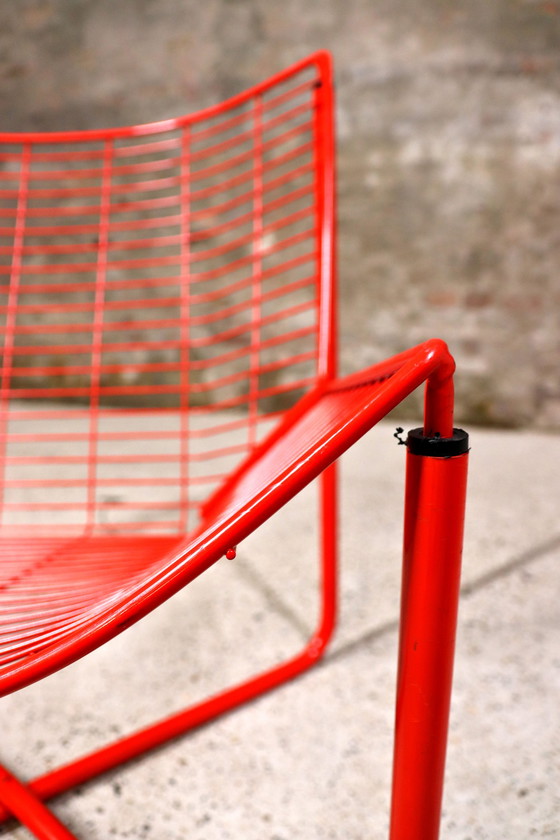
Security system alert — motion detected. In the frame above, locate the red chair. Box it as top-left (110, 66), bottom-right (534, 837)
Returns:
top-left (0, 51), bottom-right (468, 839)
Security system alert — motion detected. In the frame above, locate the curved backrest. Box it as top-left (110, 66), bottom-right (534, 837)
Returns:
top-left (0, 52), bottom-right (335, 536)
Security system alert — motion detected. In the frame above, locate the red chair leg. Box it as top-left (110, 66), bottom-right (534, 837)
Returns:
top-left (389, 428), bottom-right (469, 840)
top-left (0, 763), bottom-right (78, 840)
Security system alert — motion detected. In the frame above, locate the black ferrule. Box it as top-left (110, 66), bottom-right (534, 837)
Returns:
top-left (406, 428), bottom-right (469, 458)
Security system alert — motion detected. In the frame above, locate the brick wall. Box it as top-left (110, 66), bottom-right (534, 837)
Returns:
top-left (2, 0), bottom-right (559, 427)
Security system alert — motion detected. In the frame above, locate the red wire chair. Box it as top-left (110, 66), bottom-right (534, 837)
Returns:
top-left (0, 51), bottom-right (468, 839)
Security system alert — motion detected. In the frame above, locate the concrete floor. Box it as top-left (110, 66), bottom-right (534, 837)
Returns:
top-left (1, 420), bottom-right (559, 839)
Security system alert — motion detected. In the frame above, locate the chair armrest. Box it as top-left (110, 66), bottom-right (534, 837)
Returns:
top-left (200, 338), bottom-right (455, 528)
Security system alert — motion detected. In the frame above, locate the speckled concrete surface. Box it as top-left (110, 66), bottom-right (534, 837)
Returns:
top-left (1, 421), bottom-right (559, 838)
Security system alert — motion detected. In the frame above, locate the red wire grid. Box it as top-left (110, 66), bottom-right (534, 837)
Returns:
top-left (0, 54), bottom-right (333, 537)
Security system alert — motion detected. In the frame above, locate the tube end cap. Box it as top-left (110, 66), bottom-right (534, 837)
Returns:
top-left (407, 428), bottom-right (469, 458)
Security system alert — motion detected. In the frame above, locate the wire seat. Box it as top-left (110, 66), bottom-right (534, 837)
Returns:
top-left (0, 51), bottom-right (469, 840)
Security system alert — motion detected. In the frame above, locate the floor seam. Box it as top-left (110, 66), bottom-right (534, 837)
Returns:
top-left (231, 558), bottom-right (311, 640)
top-left (324, 532), bottom-right (560, 666)
top-left (459, 533), bottom-right (560, 597)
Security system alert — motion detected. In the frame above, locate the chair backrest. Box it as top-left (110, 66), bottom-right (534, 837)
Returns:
top-left (0, 52), bottom-right (335, 536)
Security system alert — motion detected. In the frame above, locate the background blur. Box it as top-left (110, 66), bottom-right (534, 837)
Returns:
top-left (1, 0), bottom-right (559, 428)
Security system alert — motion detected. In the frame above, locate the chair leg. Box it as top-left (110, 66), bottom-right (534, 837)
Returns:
top-left (389, 429), bottom-right (469, 840)
top-left (0, 763), bottom-right (79, 840)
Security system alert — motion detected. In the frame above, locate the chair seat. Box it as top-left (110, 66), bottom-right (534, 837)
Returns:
top-left (0, 534), bottom-right (187, 690)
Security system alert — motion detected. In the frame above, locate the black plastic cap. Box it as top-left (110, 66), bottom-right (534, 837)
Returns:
top-left (406, 428), bottom-right (469, 458)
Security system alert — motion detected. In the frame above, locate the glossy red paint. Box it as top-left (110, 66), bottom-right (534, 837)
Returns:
top-left (0, 52), bottom-right (468, 839)
top-left (390, 442), bottom-right (469, 840)
top-left (0, 763), bottom-right (77, 840)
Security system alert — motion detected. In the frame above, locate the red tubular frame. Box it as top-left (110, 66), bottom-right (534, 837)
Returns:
top-left (0, 344), bottom-right (467, 840)
top-left (0, 764), bottom-right (77, 840)
top-left (0, 52), bottom-right (468, 840)
top-left (390, 446), bottom-right (468, 840)
top-left (390, 375), bottom-right (469, 840)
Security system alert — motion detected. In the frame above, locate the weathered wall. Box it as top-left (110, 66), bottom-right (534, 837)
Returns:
top-left (1, 0), bottom-right (560, 427)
